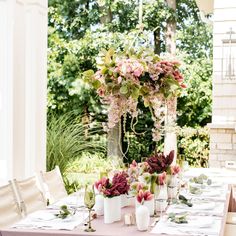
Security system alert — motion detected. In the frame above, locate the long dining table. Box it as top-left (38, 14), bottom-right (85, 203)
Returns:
top-left (0, 168), bottom-right (235, 236)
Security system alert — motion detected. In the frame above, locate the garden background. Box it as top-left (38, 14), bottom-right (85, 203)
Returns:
top-left (47, 0), bottom-right (212, 192)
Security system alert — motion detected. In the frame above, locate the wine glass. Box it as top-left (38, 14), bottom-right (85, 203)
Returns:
top-left (84, 185), bottom-right (96, 232)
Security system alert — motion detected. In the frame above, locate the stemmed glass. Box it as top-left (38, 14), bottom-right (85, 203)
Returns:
top-left (84, 185), bottom-right (96, 232)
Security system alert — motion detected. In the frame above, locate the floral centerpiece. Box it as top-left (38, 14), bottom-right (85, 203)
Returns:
top-left (84, 48), bottom-right (185, 141)
top-left (145, 150), bottom-right (174, 194)
top-left (146, 150), bottom-right (175, 174)
top-left (136, 189), bottom-right (154, 217)
top-left (136, 189), bottom-right (153, 204)
top-left (95, 171), bottom-right (130, 198)
top-left (127, 160), bottom-right (149, 184)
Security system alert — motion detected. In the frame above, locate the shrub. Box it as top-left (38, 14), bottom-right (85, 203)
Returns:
top-left (177, 126), bottom-right (209, 167)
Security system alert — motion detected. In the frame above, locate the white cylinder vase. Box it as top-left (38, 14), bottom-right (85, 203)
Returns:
top-left (136, 205), bottom-right (150, 231)
top-left (94, 194), bottom-right (104, 216)
top-left (136, 199), bottom-right (154, 216)
top-left (104, 195), bottom-right (121, 224)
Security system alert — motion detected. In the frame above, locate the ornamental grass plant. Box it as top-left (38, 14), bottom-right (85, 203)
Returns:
top-left (47, 112), bottom-right (106, 177)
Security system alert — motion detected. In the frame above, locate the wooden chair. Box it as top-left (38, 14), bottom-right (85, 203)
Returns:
top-left (40, 166), bottom-right (68, 204)
top-left (13, 176), bottom-right (47, 215)
top-left (0, 182), bottom-right (22, 228)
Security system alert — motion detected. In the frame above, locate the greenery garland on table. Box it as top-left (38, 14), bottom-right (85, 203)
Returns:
top-left (84, 47), bottom-right (186, 146)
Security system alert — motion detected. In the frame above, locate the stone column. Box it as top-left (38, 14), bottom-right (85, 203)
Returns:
top-left (0, 0), bottom-right (47, 184)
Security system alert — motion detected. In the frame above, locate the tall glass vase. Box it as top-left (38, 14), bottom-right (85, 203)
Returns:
top-left (155, 184), bottom-right (168, 213)
top-left (167, 175), bottom-right (178, 200)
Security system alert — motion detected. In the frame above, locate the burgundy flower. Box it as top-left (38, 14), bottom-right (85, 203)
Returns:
top-left (146, 150), bottom-right (174, 174)
top-left (112, 171), bottom-right (130, 195)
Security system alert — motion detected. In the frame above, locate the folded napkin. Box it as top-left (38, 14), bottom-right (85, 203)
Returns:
top-left (167, 201), bottom-right (220, 216)
top-left (28, 210), bottom-right (56, 221)
top-left (181, 189), bottom-right (226, 201)
top-left (48, 195), bottom-right (85, 210)
top-left (151, 215), bottom-right (221, 236)
top-left (12, 210), bottom-right (88, 230)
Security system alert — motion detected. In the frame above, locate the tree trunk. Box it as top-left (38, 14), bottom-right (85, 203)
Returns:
top-left (154, 28), bottom-right (161, 55)
top-left (107, 122), bottom-right (123, 163)
top-left (164, 0), bottom-right (177, 163)
top-left (99, 5), bottom-right (112, 24)
top-left (98, 2), bottom-right (122, 162)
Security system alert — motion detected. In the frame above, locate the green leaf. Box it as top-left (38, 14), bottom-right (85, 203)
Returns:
top-left (83, 70), bottom-right (94, 78)
top-left (131, 87), bottom-right (140, 99)
top-left (101, 67), bottom-right (108, 75)
top-left (92, 80), bottom-right (101, 89)
top-left (120, 85), bottom-right (128, 94)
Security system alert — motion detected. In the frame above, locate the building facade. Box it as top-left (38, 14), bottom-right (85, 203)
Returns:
top-left (197, 0), bottom-right (236, 168)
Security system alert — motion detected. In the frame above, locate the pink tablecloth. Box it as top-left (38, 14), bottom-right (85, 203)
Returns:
top-left (0, 185), bottom-right (232, 236)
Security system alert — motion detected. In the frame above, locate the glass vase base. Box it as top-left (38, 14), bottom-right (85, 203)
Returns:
top-left (85, 228), bottom-right (96, 232)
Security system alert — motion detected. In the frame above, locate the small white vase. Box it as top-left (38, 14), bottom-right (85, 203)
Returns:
top-left (135, 205), bottom-right (150, 231)
top-left (136, 199), bottom-right (154, 216)
top-left (121, 194), bottom-right (129, 208)
top-left (94, 194), bottom-right (104, 216)
top-left (104, 195), bottom-right (121, 224)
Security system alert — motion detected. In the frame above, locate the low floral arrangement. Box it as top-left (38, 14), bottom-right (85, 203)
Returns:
top-left (84, 48), bottom-right (186, 141)
top-left (127, 160), bottom-right (149, 183)
top-left (95, 171), bottom-right (130, 197)
top-left (130, 181), bottom-right (148, 196)
top-left (146, 150), bottom-right (175, 174)
top-left (136, 190), bottom-right (153, 204)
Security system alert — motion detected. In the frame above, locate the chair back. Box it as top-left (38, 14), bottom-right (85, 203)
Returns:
top-left (40, 166), bottom-right (67, 203)
top-left (0, 182), bottom-right (22, 228)
top-left (14, 176), bottom-right (46, 215)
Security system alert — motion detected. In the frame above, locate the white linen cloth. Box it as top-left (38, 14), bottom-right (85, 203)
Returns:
top-left (151, 215), bottom-right (222, 235)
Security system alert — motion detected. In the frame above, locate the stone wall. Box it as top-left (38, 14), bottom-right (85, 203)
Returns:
top-left (209, 125), bottom-right (236, 167)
